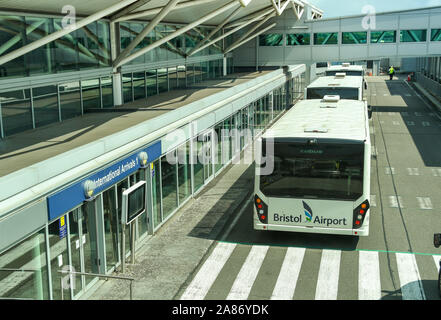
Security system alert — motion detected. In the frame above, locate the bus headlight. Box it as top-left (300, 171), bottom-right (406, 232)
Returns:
top-left (255, 195), bottom-right (268, 224)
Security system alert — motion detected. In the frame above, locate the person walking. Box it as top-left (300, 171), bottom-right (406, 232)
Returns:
top-left (389, 66), bottom-right (395, 80)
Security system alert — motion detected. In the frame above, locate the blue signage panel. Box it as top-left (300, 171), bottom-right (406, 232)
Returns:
top-left (47, 141), bottom-right (161, 221)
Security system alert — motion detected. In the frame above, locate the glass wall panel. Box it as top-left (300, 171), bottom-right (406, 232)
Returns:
top-left (25, 17), bottom-right (54, 76)
top-left (146, 70), bottom-right (157, 97)
top-left (259, 34), bottom-right (283, 46)
top-left (371, 30), bottom-right (396, 43)
top-left (33, 85), bottom-right (59, 128)
top-left (102, 187), bottom-right (119, 273)
top-left (177, 65), bottom-right (186, 88)
top-left (97, 21), bottom-right (111, 67)
top-left (101, 76), bottom-right (114, 108)
top-left (431, 29), bottom-right (441, 41)
top-left (68, 209), bottom-right (83, 296)
top-left (81, 201), bottom-right (99, 287)
top-left (77, 22), bottom-right (100, 69)
top-left (214, 123), bottom-right (223, 173)
top-left (168, 67), bottom-right (178, 91)
top-left (177, 142), bottom-right (191, 204)
top-left (0, 228), bottom-right (49, 300)
top-left (195, 63), bottom-right (203, 83)
top-left (400, 30), bottom-right (427, 42)
top-left (48, 216), bottom-right (70, 300)
top-left (202, 61), bottom-right (209, 81)
top-left (222, 117), bottom-right (232, 163)
top-left (157, 68), bottom-right (168, 93)
top-left (161, 153), bottom-right (178, 219)
top-left (186, 64), bottom-right (195, 86)
top-left (286, 33), bottom-right (310, 46)
top-left (151, 159), bottom-right (162, 229)
top-left (53, 18), bottom-right (79, 72)
top-left (342, 32), bottom-right (367, 44)
top-left (1, 89), bottom-right (32, 136)
top-left (123, 73), bottom-right (133, 103)
top-left (193, 137), bottom-right (205, 192)
top-left (82, 78), bottom-right (101, 111)
top-left (133, 72), bottom-right (146, 100)
top-left (156, 25), bottom-right (169, 61)
top-left (314, 32), bottom-right (338, 45)
top-left (117, 179), bottom-right (130, 257)
top-left (0, 15), bottom-right (26, 78)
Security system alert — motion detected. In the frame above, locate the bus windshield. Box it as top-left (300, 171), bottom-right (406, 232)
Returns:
top-left (260, 141), bottom-right (364, 201)
top-left (326, 71), bottom-right (363, 76)
top-left (307, 87), bottom-right (359, 100)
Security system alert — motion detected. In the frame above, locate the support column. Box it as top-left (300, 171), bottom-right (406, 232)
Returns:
top-left (113, 72), bottom-right (123, 106)
top-left (223, 55), bottom-right (227, 76)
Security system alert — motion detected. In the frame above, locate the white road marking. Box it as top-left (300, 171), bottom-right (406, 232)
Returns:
top-left (433, 256), bottom-right (441, 273)
top-left (422, 121), bottom-right (431, 127)
top-left (370, 195), bottom-right (377, 207)
top-left (406, 168), bottom-right (420, 176)
top-left (432, 169), bottom-right (441, 177)
top-left (315, 250), bottom-right (341, 300)
top-left (393, 121), bottom-right (400, 126)
top-left (385, 167), bottom-right (396, 175)
top-left (416, 197), bottom-right (433, 210)
top-left (226, 245), bottom-right (269, 300)
top-left (396, 253), bottom-right (426, 300)
top-left (180, 242), bottom-right (236, 300)
top-left (271, 247), bottom-right (306, 300)
top-left (389, 196), bottom-right (404, 208)
top-left (359, 251), bottom-right (381, 300)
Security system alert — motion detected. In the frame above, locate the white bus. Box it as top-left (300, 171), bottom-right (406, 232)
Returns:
top-left (254, 97), bottom-right (371, 236)
top-left (306, 74), bottom-right (365, 101)
top-left (325, 63), bottom-right (365, 77)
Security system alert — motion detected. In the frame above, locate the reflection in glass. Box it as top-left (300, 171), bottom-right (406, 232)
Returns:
top-left (146, 70), bottom-right (157, 97)
top-left (0, 228), bottom-right (49, 300)
top-left (133, 72), bottom-right (146, 100)
top-left (151, 159), bottom-right (162, 229)
top-left (0, 16), bottom-right (26, 78)
top-left (101, 77), bottom-right (114, 108)
top-left (59, 81), bottom-right (81, 120)
top-left (0, 89), bottom-right (33, 136)
top-left (68, 209), bottom-right (82, 296)
top-left (193, 138), bottom-right (204, 192)
top-left (161, 153), bottom-right (178, 219)
top-left (82, 78), bottom-right (101, 110)
top-left (33, 85), bottom-right (59, 128)
top-left (178, 142), bottom-right (191, 204)
top-left (158, 68), bottom-right (168, 93)
top-left (103, 187), bottom-right (119, 272)
top-left (123, 73), bottom-right (133, 103)
top-left (48, 216), bottom-right (70, 300)
top-left (81, 201), bottom-right (99, 286)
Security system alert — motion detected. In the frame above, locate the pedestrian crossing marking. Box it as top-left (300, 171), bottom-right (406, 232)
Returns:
top-left (396, 253), bottom-right (426, 300)
top-left (271, 247), bottom-right (305, 300)
top-left (180, 242), bottom-right (236, 300)
top-left (359, 251), bottom-right (381, 300)
top-left (407, 168), bottom-right (420, 176)
top-left (180, 242), bottom-right (441, 301)
top-left (389, 195), bottom-right (404, 208)
top-left (315, 250), bottom-right (341, 300)
top-left (416, 197), bottom-right (433, 210)
top-left (432, 169), bottom-right (441, 177)
top-left (226, 245), bottom-right (269, 300)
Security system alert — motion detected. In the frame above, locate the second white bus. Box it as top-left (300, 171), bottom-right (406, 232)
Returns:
top-left (254, 97), bottom-right (371, 236)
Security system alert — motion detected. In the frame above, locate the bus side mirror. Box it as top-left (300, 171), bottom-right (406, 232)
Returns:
top-left (364, 82), bottom-right (368, 90)
top-left (434, 234), bottom-right (441, 248)
top-left (368, 106), bottom-right (373, 119)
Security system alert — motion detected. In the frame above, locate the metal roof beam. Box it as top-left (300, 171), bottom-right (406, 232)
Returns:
top-left (224, 22), bottom-right (277, 53)
top-left (187, 6), bottom-right (242, 57)
top-left (188, 7), bottom-right (274, 57)
top-left (114, 0), bottom-right (219, 23)
top-left (114, 0), bottom-right (180, 68)
top-left (0, 0), bottom-right (138, 67)
top-left (224, 9), bottom-right (276, 53)
top-left (115, 0), bottom-right (240, 68)
top-left (225, 5), bottom-right (274, 28)
top-left (111, 0), bottom-right (153, 21)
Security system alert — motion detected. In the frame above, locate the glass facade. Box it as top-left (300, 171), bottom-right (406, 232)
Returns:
top-left (371, 30), bottom-right (397, 43)
top-left (259, 34), bottom-right (284, 46)
top-left (400, 30), bottom-right (427, 42)
top-left (342, 32), bottom-right (367, 44)
top-left (431, 29), bottom-right (441, 41)
top-left (286, 33), bottom-right (311, 46)
top-left (314, 33), bottom-right (338, 45)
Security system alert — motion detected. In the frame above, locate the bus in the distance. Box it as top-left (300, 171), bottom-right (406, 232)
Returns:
top-left (325, 63), bottom-right (364, 77)
top-left (254, 97), bottom-right (371, 236)
top-left (306, 73), bottom-right (365, 101)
